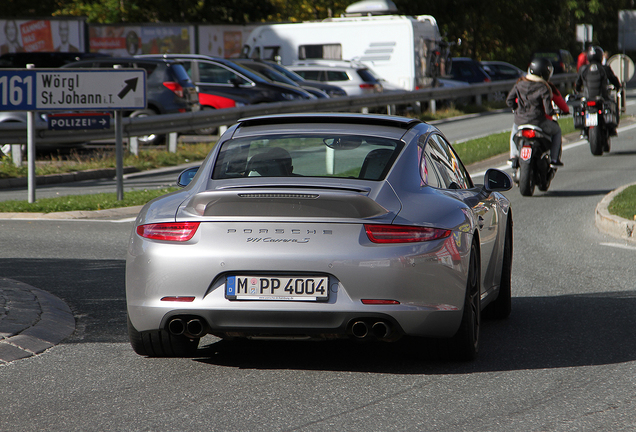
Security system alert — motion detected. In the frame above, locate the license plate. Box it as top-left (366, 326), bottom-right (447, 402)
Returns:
top-left (585, 112), bottom-right (598, 127)
top-left (226, 275), bottom-right (329, 301)
top-left (520, 146), bottom-right (532, 161)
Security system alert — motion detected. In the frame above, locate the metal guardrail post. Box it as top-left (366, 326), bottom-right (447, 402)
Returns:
top-left (168, 132), bottom-right (178, 153)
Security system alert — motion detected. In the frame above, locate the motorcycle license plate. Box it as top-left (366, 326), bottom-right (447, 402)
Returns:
top-left (585, 112), bottom-right (598, 127)
top-left (520, 146), bottom-right (532, 161)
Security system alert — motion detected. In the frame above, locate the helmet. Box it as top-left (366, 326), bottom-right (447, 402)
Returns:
top-left (528, 57), bottom-right (554, 81)
top-left (587, 45), bottom-right (604, 63)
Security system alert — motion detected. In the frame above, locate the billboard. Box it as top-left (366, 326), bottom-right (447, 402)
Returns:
top-left (197, 24), bottom-right (257, 58)
top-left (89, 24), bottom-right (195, 56)
top-left (0, 19), bottom-right (84, 54)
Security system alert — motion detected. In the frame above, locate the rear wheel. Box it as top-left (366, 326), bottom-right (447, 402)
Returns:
top-left (127, 315), bottom-right (199, 357)
top-left (589, 127), bottom-right (604, 156)
top-left (441, 241), bottom-right (481, 361)
top-left (518, 161), bottom-right (535, 196)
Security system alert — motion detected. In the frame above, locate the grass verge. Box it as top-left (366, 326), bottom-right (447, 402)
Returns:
top-left (0, 188), bottom-right (179, 213)
top-left (0, 142), bottom-right (215, 179)
top-left (607, 185), bottom-right (636, 220)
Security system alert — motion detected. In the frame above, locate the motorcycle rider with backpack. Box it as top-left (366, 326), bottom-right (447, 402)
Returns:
top-left (575, 45), bottom-right (621, 136)
top-left (507, 57), bottom-right (565, 167)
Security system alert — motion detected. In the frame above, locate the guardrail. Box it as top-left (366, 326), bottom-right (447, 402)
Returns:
top-left (0, 73), bottom-right (576, 145)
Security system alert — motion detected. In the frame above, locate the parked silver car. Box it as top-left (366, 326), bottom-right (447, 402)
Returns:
top-left (126, 113), bottom-right (513, 361)
top-left (289, 60), bottom-right (384, 95)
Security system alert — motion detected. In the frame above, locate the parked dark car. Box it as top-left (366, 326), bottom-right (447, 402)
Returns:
top-left (480, 61), bottom-right (525, 81)
top-left (0, 51), bottom-right (111, 68)
top-left (531, 49), bottom-right (575, 74)
top-left (233, 58), bottom-right (329, 98)
top-left (235, 58), bottom-right (348, 98)
top-left (137, 54), bottom-right (316, 104)
top-left (448, 58), bottom-right (492, 83)
top-left (61, 57), bottom-right (199, 144)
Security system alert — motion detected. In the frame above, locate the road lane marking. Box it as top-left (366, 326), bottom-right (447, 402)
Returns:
top-left (599, 242), bottom-right (636, 251)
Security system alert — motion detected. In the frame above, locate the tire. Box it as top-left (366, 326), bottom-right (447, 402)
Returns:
top-left (518, 161), bottom-right (535, 196)
top-left (589, 127), bottom-right (603, 156)
top-left (483, 217), bottom-right (512, 319)
top-left (129, 109), bottom-right (164, 145)
top-left (442, 241), bottom-right (481, 361)
top-left (127, 315), bottom-right (199, 357)
top-left (194, 107), bottom-right (219, 135)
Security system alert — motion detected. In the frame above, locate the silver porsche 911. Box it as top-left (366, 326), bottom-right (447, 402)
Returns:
top-left (126, 113), bottom-right (513, 361)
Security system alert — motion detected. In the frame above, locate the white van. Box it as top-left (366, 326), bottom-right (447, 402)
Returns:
top-left (241, 13), bottom-right (449, 91)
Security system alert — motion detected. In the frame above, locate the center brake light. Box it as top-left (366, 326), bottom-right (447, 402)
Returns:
top-left (521, 129), bottom-right (536, 138)
top-left (365, 224), bottom-right (451, 243)
top-left (587, 100), bottom-right (597, 107)
top-left (163, 81), bottom-right (184, 98)
top-left (137, 222), bottom-right (200, 241)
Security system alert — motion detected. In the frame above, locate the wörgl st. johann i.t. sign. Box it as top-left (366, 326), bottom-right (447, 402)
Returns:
top-left (0, 69), bottom-right (146, 111)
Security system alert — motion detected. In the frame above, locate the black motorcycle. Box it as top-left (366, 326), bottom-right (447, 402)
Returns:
top-left (511, 124), bottom-right (556, 196)
top-left (572, 96), bottom-right (617, 156)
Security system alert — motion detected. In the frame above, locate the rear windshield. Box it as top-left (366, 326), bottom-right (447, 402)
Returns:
top-left (356, 69), bottom-right (379, 83)
top-left (212, 134), bottom-right (402, 180)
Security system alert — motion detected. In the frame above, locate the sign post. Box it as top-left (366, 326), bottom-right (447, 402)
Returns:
top-left (0, 68), bottom-right (146, 202)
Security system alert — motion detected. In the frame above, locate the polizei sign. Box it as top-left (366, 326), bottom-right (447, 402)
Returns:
top-left (0, 69), bottom-right (146, 111)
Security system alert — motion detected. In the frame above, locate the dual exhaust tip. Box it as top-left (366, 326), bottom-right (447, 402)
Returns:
top-left (168, 317), bottom-right (207, 338)
top-left (350, 320), bottom-right (392, 339)
top-left (168, 317), bottom-right (393, 340)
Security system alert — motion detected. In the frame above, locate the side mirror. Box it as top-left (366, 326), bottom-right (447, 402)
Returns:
top-left (484, 168), bottom-right (512, 192)
top-left (177, 166), bottom-right (199, 188)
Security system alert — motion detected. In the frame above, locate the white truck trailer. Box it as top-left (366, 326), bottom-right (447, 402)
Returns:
top-left (241, 13), bottom-right (449, 91)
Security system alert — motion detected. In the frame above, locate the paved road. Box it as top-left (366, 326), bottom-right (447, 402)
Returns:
top-left (2, 97), bottom-right (636, 431)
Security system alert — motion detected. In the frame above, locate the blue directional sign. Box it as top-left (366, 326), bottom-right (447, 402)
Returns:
top-left (48, 112), bottom-right (111, 130)
top-left (0, 69), bottom-right (146, 111)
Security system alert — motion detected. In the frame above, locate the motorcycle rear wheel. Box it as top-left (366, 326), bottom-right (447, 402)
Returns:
top-left (518, 162), bottom-right (535, 196)
top-left (589, 127), bottom-right (604, 156)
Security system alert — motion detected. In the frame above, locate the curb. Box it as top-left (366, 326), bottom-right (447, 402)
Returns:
top-left (595, 183), bottom-right (636, 243)
top-left (0, 278), bottom-right (75, 365)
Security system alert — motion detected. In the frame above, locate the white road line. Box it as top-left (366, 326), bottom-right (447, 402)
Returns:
top-left (599, 242), bottom-right (636, 251)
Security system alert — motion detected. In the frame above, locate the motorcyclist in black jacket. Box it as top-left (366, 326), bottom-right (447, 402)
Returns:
top-left (507, 57), bottom-right (564, 167)
top-left (575, 46), bottom-right (621, 136)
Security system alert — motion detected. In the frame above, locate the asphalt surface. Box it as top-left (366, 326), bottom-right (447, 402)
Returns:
top-left (1, 123), bottom-right (635, 365)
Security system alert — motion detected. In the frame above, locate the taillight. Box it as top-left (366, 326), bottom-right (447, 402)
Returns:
top-left (361, 299), bottom-right (400, 305)
top-left (163, 81), bottom-right (184, 97)
top-left (484, 77), bottom-right (491, 82)
top-left (137, 222), bottom-right (200, 241)
top-left (359, 83), bottom-right (375, 89)
top-left (161, 296), bottom-right (195, 302)
top-left (521, 129), bottom-right (536, 138)
top-left (364, 224), bottom-right (451, 243)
